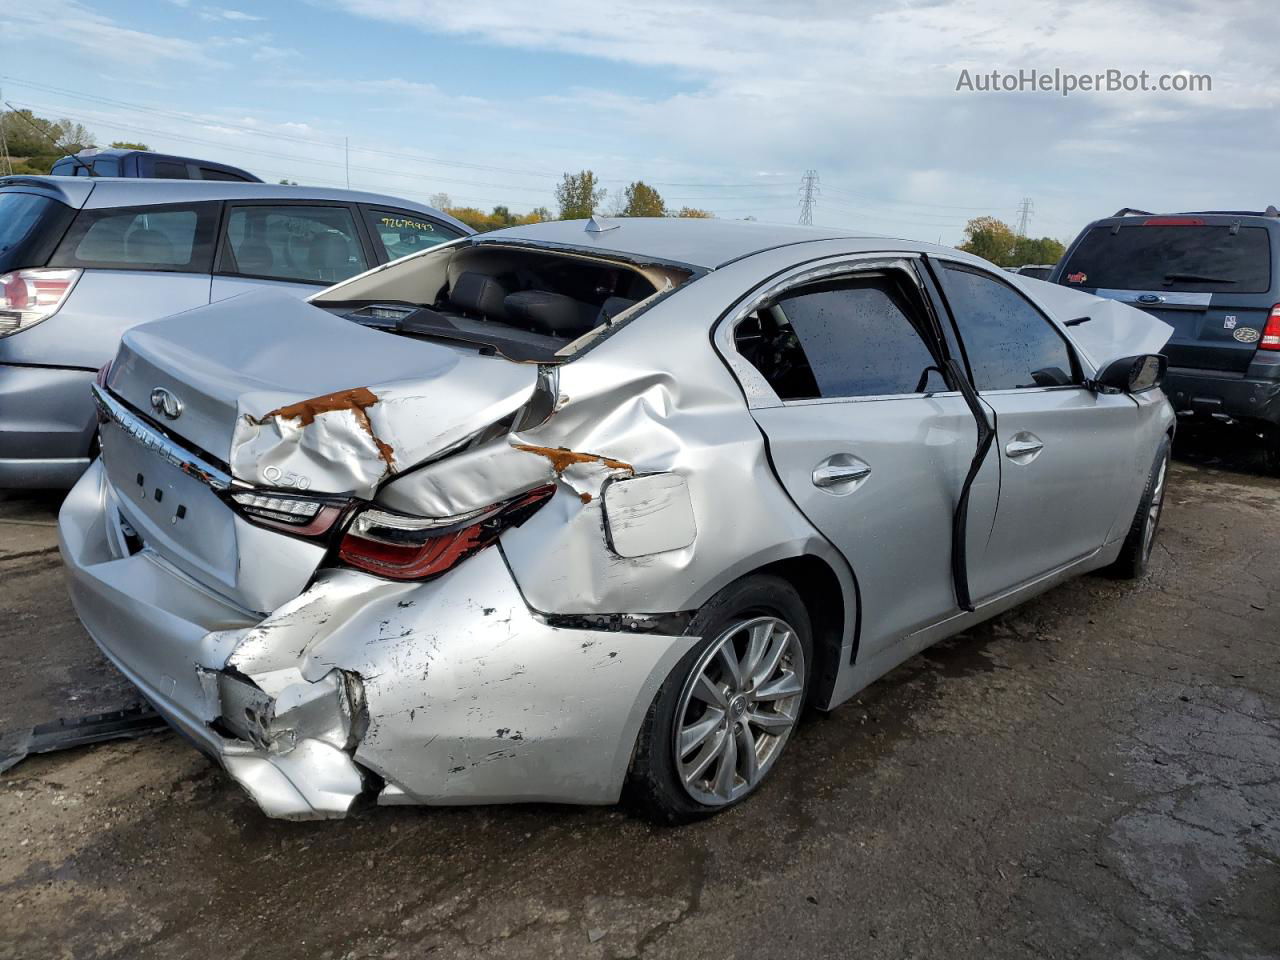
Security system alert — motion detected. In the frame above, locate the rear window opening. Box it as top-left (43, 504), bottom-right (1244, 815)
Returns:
top-left (314, 243), bottom-right (694, 363)
top-left (1061, 224), bottom-right (1273, 294)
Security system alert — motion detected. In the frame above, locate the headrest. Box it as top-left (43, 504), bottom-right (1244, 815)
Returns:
top-left (596, 296), bottom-right (637, 324)
top-left (450, 271), bottom-right (508, 319)
top-left (504, 290), bottom-right (595, 336)
top-left (308, 232), bottom-right (351, 271)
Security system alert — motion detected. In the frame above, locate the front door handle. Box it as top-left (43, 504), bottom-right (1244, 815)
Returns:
top-left (812, 455), bottom-right (872, 491)
top-left (1004, 433), bottom-right (1044, 462)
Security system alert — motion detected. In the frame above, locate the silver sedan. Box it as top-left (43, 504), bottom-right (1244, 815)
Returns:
top-left (59, 217), bottom-right (1174, 821)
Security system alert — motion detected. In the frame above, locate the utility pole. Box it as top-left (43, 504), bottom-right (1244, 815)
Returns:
top-left (798, 169), bottom-right (819, 225)
top-left (0, 88), bottom-right (11, 176)
top-left (1014, 196), bottom-right (1033, 239)
top-left (344, 136), bottom-right (350, 188)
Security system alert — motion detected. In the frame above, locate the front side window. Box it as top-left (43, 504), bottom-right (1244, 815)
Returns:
top-left (364, 208), bottom-right (460, 261)
top-left (736, 273), bottom-right (946, 400)
top-left (91, 157), bottom-right (120, 177)
top-left (49, 203), bottom-right (218, 271)
top-left (224, 205), bottom-right (369, 284)
top-left (939, 263), bottom-right (1077, 391)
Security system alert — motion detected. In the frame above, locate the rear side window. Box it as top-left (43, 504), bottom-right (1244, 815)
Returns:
top-left (49, 202), bottom-right (219, 272)
top-left (939, 264), bottom-right (1077, 391)
top-left (153, 161), bottom-right (190, 180)
top-left (0, 193), bottom-right (72, 273)
top-left (736, 274), bottom-right (946, 400)
top-left (199, 167), bottom-right (249, 182)
top-left (223, 204), bottom-right (369, 284)
top-left (1061, 224), bottom-right (1272, 294)
top-left (91, 157), bottom-right (120, 177)
top-left (364, 208), bottom-right (460, 261)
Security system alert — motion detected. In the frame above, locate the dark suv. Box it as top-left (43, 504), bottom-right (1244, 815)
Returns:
top-left (1052, 208), bottom-right (1280, 470)
top-left (51, 148), bottom-right (260, 182)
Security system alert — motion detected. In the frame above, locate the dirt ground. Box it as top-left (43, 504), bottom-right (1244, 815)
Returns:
top-left (1, 434), bottom-right (1277, 960)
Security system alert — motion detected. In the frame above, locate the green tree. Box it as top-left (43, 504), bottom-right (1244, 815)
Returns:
top-left (109, 140), bottom-right (151, 151)
top-left (555, 170), bottom-right (606, 219)
top-left (957, 216), bottom-right (1018, 266)
top-left (1, 109), bottom-right (99, 174)
top-left (1012, 235), bottom-right (1066, 266)
top-left (617, 180), bottom-right (666, 217)
top-left (673, 206), bottom-right (714, 219)
top-left (277, 178), bottom-right (298, 185)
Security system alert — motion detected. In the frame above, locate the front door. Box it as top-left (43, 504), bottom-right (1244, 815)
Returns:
top-left (725, 258), bottom-right (998, 662)
top-left (932, 259), bottom-right (1136, 598)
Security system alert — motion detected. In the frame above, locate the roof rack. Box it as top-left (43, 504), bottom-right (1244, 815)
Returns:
top-left (1111, 207), bottom-right (1154, 217)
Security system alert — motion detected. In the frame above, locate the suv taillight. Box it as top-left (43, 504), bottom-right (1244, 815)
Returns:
top-left (1261, 305), bottom-right (1280, 351)
top-left (0, 268), bottom-right (81, 336)
top-left (338, 485), bottom-right (555, 581)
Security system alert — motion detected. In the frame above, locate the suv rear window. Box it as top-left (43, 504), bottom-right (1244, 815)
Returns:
top-left (49, 202), bottom-right (219, 272)
top-left (1062, 224), bottom-right (1272, 294)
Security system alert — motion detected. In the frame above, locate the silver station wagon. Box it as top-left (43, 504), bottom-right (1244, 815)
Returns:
top-left (59, 217), bottom-right (1174, 821)
top-left (0, 176), bottom-right (470, 488)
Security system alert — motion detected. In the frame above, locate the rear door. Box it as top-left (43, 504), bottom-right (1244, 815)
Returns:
top-left (933, 259), bottom-right (1136, 597)
top-left (210, 201), bottom-right (374, 302)
top-left (721, 255), bottom-right (998, 661)
top-left (1057, 219), bottom-right (1276, 373)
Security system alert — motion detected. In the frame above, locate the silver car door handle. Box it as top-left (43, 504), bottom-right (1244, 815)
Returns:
top-left (812, 463), bottom-right (872, 487)
top-left (1005, 437), bottom-right (1044, 459)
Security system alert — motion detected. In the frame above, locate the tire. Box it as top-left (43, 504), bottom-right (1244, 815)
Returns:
top-left (1106, 435), bottom-right (1171, 580)
top-left (626, 574), bottom-right (813, 824)
top-left (1262, 424), bottom-right (1280, 477)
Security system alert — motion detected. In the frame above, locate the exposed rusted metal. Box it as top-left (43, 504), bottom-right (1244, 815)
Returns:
top-left (511, 443), bottom-right (634, 476)
top-left (248, 387), bottom-right (396, 468)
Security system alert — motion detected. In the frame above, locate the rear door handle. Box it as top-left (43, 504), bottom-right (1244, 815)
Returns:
top-left (1004, 434), bottom-right (1044, 461)
top-left (812, 455), bottom-right (872, 490)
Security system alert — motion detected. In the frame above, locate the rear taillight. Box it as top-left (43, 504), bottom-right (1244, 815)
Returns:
top-left (0, 268), bottom-right (81, 336)
top-left (338, 485), bottom-right (555, 581)
top-left (1142, 217), bottom-right (1204, 226)
top-left (230, 491), bottom-right (348, 537)
top-left (1261, 305), bottom-right (1280, 351)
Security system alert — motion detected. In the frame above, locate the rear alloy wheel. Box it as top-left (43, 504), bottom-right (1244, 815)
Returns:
top-left (1107, 436), bottom-right (1171, 579)
top-left (675, 616), bottom-right (805, 806)
top-left (627, 575), bottom-right (813, 823)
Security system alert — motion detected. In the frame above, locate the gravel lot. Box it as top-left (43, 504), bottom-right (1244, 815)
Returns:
top-left (2, 436), bottom-right (1278, 960)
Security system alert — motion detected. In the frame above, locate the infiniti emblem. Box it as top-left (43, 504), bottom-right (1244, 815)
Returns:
top-left (150, 387), bottom-right (183, 420)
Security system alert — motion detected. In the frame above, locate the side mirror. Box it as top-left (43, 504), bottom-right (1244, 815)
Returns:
top-left (1089, 354), bottom-right (1167, 394)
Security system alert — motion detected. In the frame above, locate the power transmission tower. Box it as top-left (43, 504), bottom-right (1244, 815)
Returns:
top-left (798, 169), bottom-right (820, 225)
top-left (1014, 197), bottom-right (1033, 238)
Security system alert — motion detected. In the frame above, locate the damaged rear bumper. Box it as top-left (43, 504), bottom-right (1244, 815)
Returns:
top-left (58, 460), bottom-right (697, 819)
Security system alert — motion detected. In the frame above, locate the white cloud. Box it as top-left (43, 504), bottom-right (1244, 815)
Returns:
top-left (200, 7), bottom-right (266, 21)
top-left (322, 0), bottom-right (1279, 240)
top-left (7, 0), bottom-right (225, 69)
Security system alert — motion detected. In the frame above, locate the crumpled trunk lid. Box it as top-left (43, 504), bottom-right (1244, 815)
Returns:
top-left (108, 290), bottom-right (539, 498)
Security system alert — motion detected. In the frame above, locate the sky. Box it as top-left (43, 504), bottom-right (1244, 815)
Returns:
top-left (5, 0), bottom-right (1277, 245)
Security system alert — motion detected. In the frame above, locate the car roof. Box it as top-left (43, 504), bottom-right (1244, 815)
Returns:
top-left (0, 175), bottom-right (472, 233)
top-left (477, 217), bottom-right (889, 270)
top-left (1092, 209), bottom-right (1280, 228)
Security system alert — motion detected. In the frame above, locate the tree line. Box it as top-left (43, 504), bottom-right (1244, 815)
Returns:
top-left (433, 171), bottom-right (714, 233)
top-left (957, 215), bottom-right (1066, 267)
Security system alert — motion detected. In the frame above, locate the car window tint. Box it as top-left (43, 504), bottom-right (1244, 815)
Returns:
top-left (47, 203), bottom-right (221, 272)
top-left (940, 264), bottom-right (1076, 390)
top-left (0, 194), bottom-right (54, 257)
top-left (199, 167), bottom-right (248, 181)
top-left (225, 205), bottom-right (368, 284)
top-left (364, 209), bottom-right (460, 260)
top-left (91, 157), bottom-right (120, 176)
top-left (1060, 225), bottom-right (1271, 294)
top-left (153, 161), bottom-right (190, 179)
top-left (737, 276), bottom-right (944, 400)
